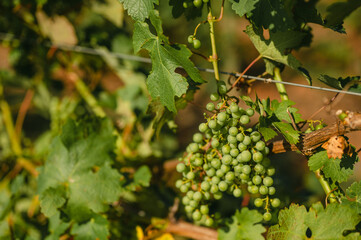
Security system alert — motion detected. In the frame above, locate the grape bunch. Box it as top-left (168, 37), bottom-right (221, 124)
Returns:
top-left (175, 81), bottom-right (280, 225)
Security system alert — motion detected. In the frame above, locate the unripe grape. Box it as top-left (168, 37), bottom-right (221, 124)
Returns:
top-left (193, 191), bottom-right (202, 201)
top-left (199, 123), bottom-right (208, 132)
top-left (254, 198), bottom-right (263, 207)
top-left (217, 112), bottom-right (227, 122)
top-left (206, 102), bottom-right (215, 111)
top-left (205, 218), bottom-right (214, 227)
top-left (233, 188), bottom-right (242, 197)
top-left (240, 150), bottom-right (252, 162)
top-left (230, 103), bottom-right (239, 113)
top-left (263, 212), bottom-right (272, 221)
top-left (263, 176), bottom-right (274, 186)
top-left (210, 184), bottom-right (219, 193)
top-left (175, 179), bottom-right (183, 188)
top-left (193, 39), bottom-right (201, 49)
top-left (240, 115), bottom-right (250, 125)
top-left (213, 192), bottom-right (223, 200)
top-left (268, 186), bottom-right (276, 195)
top-left (200, 205), bottom-right (209, 215)
top-left (243, 136), bottom-right (252, 146)
top-left (220, 164), bottom-right (230, 173)
top-left (192, 210), bottom-right (202, 221)
top-left (218, 181), bottom-right (228, 192)
top-left (242, 165), bottom-right (251, 174)
top-left (185, 205), bottom-right (194, 212)
top-left (222, 155), bottom-right (232, 165)
top-left (252, 175), bottom-right (262, 185)
top-left (208, 120), bottom-right (217, 129)
top-left (255, 141), bottom-right (266, 151)
top-left (238, 143), bottom-right (247, 152)
top-left (222, 145), bottom-right (231, 154)
top-left (182, 196), bottom-right (190, 205)
top-left (206, 168), bottom-right (216, 177)
top-left (230, 148), bottom-right (239, 157)
top-left (271, 198), bottom-right (280, 208)
top-left (267, 167), bottom-right (276, 176)
top-left (211, 158), bottom-right (221, 169)
top-left (250, 131), bottom-right (261, 142)
top-left (201, 181), bottom-right (211, 191)
top-left (180, 185), bottom-right (189, 193)
top-left (210, 92), bottom-right (219, 101)
top-left (186, 191), bottom-right (194, 199)
top-left (229, 126), bottom-right (238, 136)
top-left (216, 169), bottom-right (225, 178)
top-left (188, 35), bottom-right (194, 44)
top-left (176, 163), bottom-right (186, 173)
top-left (249, 185), bottom-right (259, 194)
top-left (234, 164), bottom-right (243, 173)
top-left (212, 176), bottom-right (220, 184)
top-left (246, 108), bottom-right (254, 116)
top-left (211, 139), bottom-right (220, 148)
top-left (227, 135), bottom-right (237, 144)
top-left (253, 151), bottom-right (263, 163)
top-left (225, 172), bottom-right (235, 182)
top-left (217, 81), bottom-right (227, 95)
top-left (259, 185), bottom-right (268, 195)
top-left (193, 133), bottom-right (203, 143)
top-left (187, 171), bottom-right (195, 180)
top-left (254, 164), bottom-right (264, 173)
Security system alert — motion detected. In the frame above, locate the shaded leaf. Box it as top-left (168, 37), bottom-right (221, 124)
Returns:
top-left (318, 75), bottom-right (361, 92)
top-left (272, 122), bottom-right (300, 145)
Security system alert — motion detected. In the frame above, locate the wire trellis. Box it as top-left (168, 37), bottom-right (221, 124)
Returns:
top-left (1, 32), bottom-right (361, 97)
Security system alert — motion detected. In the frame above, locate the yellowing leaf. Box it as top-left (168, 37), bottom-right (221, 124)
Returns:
top-left (136, 226), bottom-right (144, 240)
top-left (155, 233), bottom-right (174, 240)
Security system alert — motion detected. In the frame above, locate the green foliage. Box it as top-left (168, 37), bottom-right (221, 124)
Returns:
top-left (319, 75), bottom-right (361, 93)
top-left (218, 208), bottom-right (266, 240)
top-left (118, 0), bottom-right (159, 21)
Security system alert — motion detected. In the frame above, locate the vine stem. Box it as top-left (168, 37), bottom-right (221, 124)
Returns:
top-left (207, 10), bottom-right (220, 81)
top-left (273, 67), bottom-right (337, 203)
top-left (231, 55), bottom-right (261, 89)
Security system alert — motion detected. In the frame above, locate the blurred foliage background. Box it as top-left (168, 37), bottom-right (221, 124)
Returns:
top-left (0, 0), bottom-right (361, 239)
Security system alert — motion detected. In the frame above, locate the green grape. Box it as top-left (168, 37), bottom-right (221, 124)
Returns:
top-left (240, 115), bottom-right (250, 125)
top-left (233, 188), bottom-right (242, 197)
top-left (259, 185), bottom-right (268, 195)
top-left (185, 205), bottom-right (194, 213)
top-left (255, 141), bottom-right (266, 151)
top-left (218, 181), bottom-right (228, 192)
top-left (194, 157), bottom-right (203, 166)
top-left (203, 0), bottom-right (209, 2)
top-left (204, 192), bottom-right (211, 200)
top-left (188, 35), bottom-right (194, 44)
top-left (254, 164), bottom-right (264, 173)
top-left (220, 164), bottom-right (230, 173)
top-left (249, 185), bottom-right (259, 194)
top-left (210, 184), bottom-right (219, 193)
top-left (263, 176), bottom-right (274, 186)
top-left (263, 212), bottom-right (272, 221)
top-left (230, 102), bottom-right (239, 113)
top-left (263, 146), bottom-right (270, 155)
top-left (217, 81), bottom-right (227, 95)
top-left (193, 39), bottom-right (201, 49)
top-left (262, 157), bottom-right (271, 167)
top-left (214, 192), bottom-right (223, 200)
top-left (254, 198), bottom-right (263, 207)
top-left (201, 181), bottom-right (211, 191)
top-left (205, 218), bottom-right (214, 227)
top-left (252, 151), bottom-right (263, 162)
top-left (176, 163), bottom-right (186, 173)
top-left (193, 210), bottom-right (202, 221)
top-left (210, 92), bottom-right (219, 101)
top-left (212, 176), bottom-right (221, 184)
top-left (187, 171), bottom-right (195, 180)
top-left (175, 179), bottom-right (183, 188)
top-left (186, 191), bottom-right (194, 199)
top-left (236, 133), bottom-right (244, 142)
top-left (193, 133), bottom-right (203, 143)
top-left (203, 163), bottom-right (210, 171)
top-left (216, 102), bottom-right (223, 110)
top-left (240, 173), bottom-right (249, 180)
top-left (234, 164), bottom-right (243, 173)
top-left (252, 175), bottom-right (262, 185)
top-left (315, 124), bottom-right (325, 130)
top-left (267, 167), bottom-right (276, 176)
top-left (183, 2), bottom-right (189, 8)
top-left (232, 111), bottom-right (242, 119)
top-left (227, 135), bottom-right (237, 144)
top-left (225, 172), bottom-right (235, 182)
top-left (238, 143), bottom-right (247, 152)
top-left (217, 112), bottom-right (227, 122)
top-left (242, 165), bottom-right (251, 174)
top-left (193, 0), bottom-right (202, 7)
top-left (211, 139), bottom-right (220, 148)
top-left (208, 120), bottom-right (217, 129)
top-left (182, 196), bottom-right (190, 205)
top-left (250, 131), bottom-right (261, 142)
top-left (206, 168), bottom-right (216, 177)
top-left (216, 169), bottom-right (225, 177)
top-left (199, 123), bottom-right (208, 132)
top-left (211, 159), bottom-right (221, 169)
top-left (231, 159), bottom-right (238, 166)
top-left (180, 185), bottom-right (189, 193)
top-left (246, 108), bottom-right (254, 116)
top-left (193, 191), bottom-right (202, 201)
top-left (243, 136), bottom-right (252, 146)
top-left (228, 118), bottom-right (238, 127)
top-left (229, 126), bottom-right (238, 136)
top-left (200, 205), bottom-right (209, 215)
top-left (240, 150), bottom-right (252, 162)
top-left (222, 155), bottom-right (232, 165)
top-left (271, 198), bottom-right (280, 208)
top-left (222, 145), bottom-right (231, 154)
top-left (230, 148), bottom-right (239, 157)
top-left (206, 102), bottom-right (215, 111)
top-left (268, 186), bottom-right (276, 195)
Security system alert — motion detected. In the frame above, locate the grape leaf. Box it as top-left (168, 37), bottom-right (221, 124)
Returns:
top-left (45, 212), bottom-right (71, 240)
top-left (71, 215), bottom-right (109, 240)
top-left (228, 0), bottom-right (259, 18)
top-left (267, 204), bottom-right (309, 240)
top-left (272, 122), bottom-right (299, 145)
top-left (245, 25), bottom-right (311, 84)
top-left (259, 127), bottom-right (278, 142)
top-left (134, 165), bottom-right (152, 187)
top-left (39, 186), bottom-right (66, 218)
top-left (133, 16), bottom-right (203, 112)
top-left (306, 203), bottom-right (361, 239)
top-left (324, 0), bottom-right (361, 33)
top-left (119, 0), bottom-right (159, 21)
top-left (38, 119), bottom-right (124, 222)
top-left (293, 0), bottom-right (323, 25)
top-left (249, 0), bottom-right (295, 31)
top-left (271, 100), bottom-right (303, 123)
top-left (318, 75), bottom-right (361, 92)
top-left (218, 208), bottom-right (266, 240)
top-left (308, 150), bottom-right (357, 183)
top-left (342, 181), bottom-right (361, 214)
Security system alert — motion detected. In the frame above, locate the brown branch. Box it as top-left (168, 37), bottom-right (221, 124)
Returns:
top-left (165, 221), bottom-right (217, 240)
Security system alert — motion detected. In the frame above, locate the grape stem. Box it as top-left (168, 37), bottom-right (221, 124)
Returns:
top-left (273, 68), bottom-right (337, 204)
top-left (231, 55), bottom-right (262, 89)
top-left (207, 10), bottom-right (220, 81)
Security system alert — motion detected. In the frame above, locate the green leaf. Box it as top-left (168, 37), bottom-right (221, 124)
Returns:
top-left (267, 204), bottom-right (309, 240)
top-left (272, 122), bottom-right (299, 145)
top-left (218, 208), bottom-right (266, 240)
top-left (119, 0), bottom-right (159, 21)
top-left (342, 181), bottom-right (361, 214)
top-left (308, 151), bottom-right (328, 171)
top-left (272, 100), bottom-right (303, 123)
top-left (249, 0), bottom-right (295, 31)
top-left (45, 212), bottom-right (71, 240)
top-left (318, 75), bottom-right (361, 92)
top-left (324, 0), bottom-right (361, 33)
top-left (259, 127), bottom-right (278, 142)
top-left (293, 0), bottom-right (323, 25)
top-left (133, 19), bottom-right (203, 112)
top-left (306, 203), bottom-right (361, 239)
top-left (308, 150), bottom-right (358, 183)
top-left (245, 25), bottom-right (311, 83)
top-left (71, 215), bottom-right (109, 240)
top-left (228, 0), bottom-right (259, 18)
top-left (39, 186), bottom-right (66, 218)
top-left (134, 165), bottom-right (152, 187)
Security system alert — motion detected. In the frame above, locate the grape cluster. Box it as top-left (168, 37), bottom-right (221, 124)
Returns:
top-left (182, 0), bottom-right (209, 9)
top-left (175, 81), bottom-right (280, 225)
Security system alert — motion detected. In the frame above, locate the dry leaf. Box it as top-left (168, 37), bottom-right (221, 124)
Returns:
top-left (321, 135), bottom-right (351, 159)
